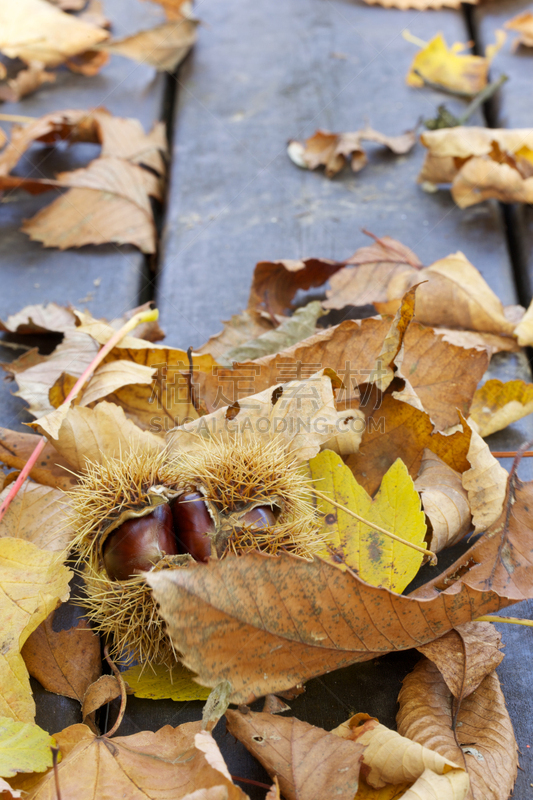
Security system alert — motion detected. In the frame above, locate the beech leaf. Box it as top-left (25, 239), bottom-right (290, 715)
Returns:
top-left (397, 659), bottom-right (517, 800)
top-left (309, 450), bottom-right (427, 592)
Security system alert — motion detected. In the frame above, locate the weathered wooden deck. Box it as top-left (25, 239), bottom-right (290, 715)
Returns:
top-left (1, 0), bottom-right (532, 796)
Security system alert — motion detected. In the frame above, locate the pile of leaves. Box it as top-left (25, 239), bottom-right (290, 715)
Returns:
top-left (0, 233), bottom-right (532, 799)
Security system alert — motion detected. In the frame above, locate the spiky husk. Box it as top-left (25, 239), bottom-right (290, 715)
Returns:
top-left (68, 435), bottom-right (324, 666)
top-left (161, 435), bottom-right (324, 558)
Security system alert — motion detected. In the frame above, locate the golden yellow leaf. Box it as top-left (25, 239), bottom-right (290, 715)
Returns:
top-left (419, 127), bottom-right (533, 208)
top-left (0, 0), bottom-right (108, 67)
top-left (462, 427), bottom-right (508, 534)
top-left (468, 378), bottom-right (533, 437)
top-left (0, 718), bottom-right (55, 778)
top-left (0, 538), bottom-right (71, 722)
top-left (504, 11), bottom-right (533, 48)
top-left (121, 663), bottom-right (211, 702)
top-left (309, 450), bottom-right (427, 592)
top-left (406, 33), bottom-right (490, 96)
top-left (414, 450), bottom-right (471, 552)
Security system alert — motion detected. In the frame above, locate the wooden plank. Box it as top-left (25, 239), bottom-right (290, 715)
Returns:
top-left (157, 0), bottom-right (515, 350)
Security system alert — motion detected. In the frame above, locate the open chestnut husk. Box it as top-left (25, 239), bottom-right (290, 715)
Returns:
top-left (69, 438), bottom-right (323, 667)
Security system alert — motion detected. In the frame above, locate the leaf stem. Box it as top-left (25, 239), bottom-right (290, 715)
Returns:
top-left (0, 307), bottom-right (158, 523)
top-left (491, 450), bottom-right (533, 458)
top-left (103, 646), bottom-right (127, 738)
top-left (51, 746), bottom-right (62, 800)
top-left (475, 615), bottom-right (533, 627)
top-left (310, 487), bottom-right (437, 565)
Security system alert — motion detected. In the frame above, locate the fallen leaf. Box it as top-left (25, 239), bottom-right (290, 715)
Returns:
top-left (432, 328), bottom-right (519, 355)
top-left (0, 481), bottom-right (75, 552)
top-left (323, 235), bottom-right (421, 311)
top-left (195, 311), bottom-right (275, 360)
top-left (397, 658), bottom-right (517, 800)
top-left (78, 0), bottom-right (111, 28)
top-left (81, 675), bottom-right (127, 727)
top-left (13, 722), bottom-right (248, 800)
top-left (331, 712), bottom-right (463, 788)
top-left (504, 11), bottom-right (533, 48)
top-left (513, 293), bottom-right (533, 346)
top-left (416, 621), bottom-right (503, 701)
top-left (0, 538), bottom-right (71, 722)
top-left (65, 49), bottom-right (110, 76)
top-left (461, 426), bottom-right (507, 534)
top-left (406, 32), bottom-right (504, 96)
top-left (121, 663), bottom-right (211, 702)
top-left (0, 303), bottom-right (76, 334)
top-left (0, 62), bottom-right (56, 102)
top-left (248, 257), bottom-right (345, 318)
top-left (49, 361), bottom-right (156, 409)
top-left (225, 709), bottom-right (363, 800)
top-left (216, 302), bottom-right (323, 366)
top-left (414, 450), bottom-right (471, 551)
top-left (0, 429), bottom-right (76, 490)
top-left (35, 402), bottom-right (163, 472)
top-left (0, 0), bottom-right (108, 67)
top-left (309, 450), bottom-right (428, 592)
top-left (288, 126), bottom-right (416, 178)
top-left (0, 776), bottom-right (22, 798)
top-left (0, 718), bottom-right (55, 778)
top-left (21, 612), bottom-right (101, 703)
top-left (419, 127), bottom-right (533, 208)
top-left (346, 394), bottom-right (473, 495)
top-left (468, 378), bottom-right (533, 437)
top-left (102, 17), bottom-right (199, 72)
top-left (363, 0), bottom-right (475, 10)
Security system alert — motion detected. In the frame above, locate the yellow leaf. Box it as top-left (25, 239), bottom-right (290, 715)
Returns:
top-left (309, 451), bottom-right (427, 592)
top-left (0, 717), bottom-right (55, 778)
top-left (468, 379), bottom-right (533, 437)
top-left (122, 663), bottom-right (211, 702)
top-left (406, 33), bottom-right (489, 95)
top-left (0, 538), bottom-right (71, 722)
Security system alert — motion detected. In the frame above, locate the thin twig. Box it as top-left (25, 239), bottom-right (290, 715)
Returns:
top-left (492, 450), bottom-right (533, 458)
top-left (311, 487), bottom-right (437, 565)
top-left (103, 646), bottom-right (127, 738)
top-left (0, 307), bottom-right (158, 523)
top-left (51, 746), bottom-right (62, 800)
top-left (476, 615), bottom-right (533, 627)
top-left (231, 776), bottom-right (272, 790)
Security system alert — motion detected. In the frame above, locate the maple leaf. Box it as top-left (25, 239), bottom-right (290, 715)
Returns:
top-left (288, 127), bottom-right (416, 178)
top-left (308, 450), bottom-right (428, 592)
top-left (0, 538), bottom-right (71, 722)
top-left (397, 659), bottom-right (517, 799)
top-left (419, 127), bottom-right (533, 207)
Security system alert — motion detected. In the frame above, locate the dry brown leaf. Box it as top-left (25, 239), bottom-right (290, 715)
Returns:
top-left (419, 127), bottom-right (533, 208)
top-left (468, 378), bottom-right (533, 437)
top-left (49, 361), bottom-right (156, 409)
top-left (0, 303), bottom-right (76, 334)
top-left (248, 257), bottom-right (344, 318)
top-left (397, 659), bottom-right (517, 800)
top-left (65, 49), bottom-right (110, 76)
top-left (346, 395), bottom-right (473, 495)
top-left (324, 236), bottom-right (421, 311)
top-left (0, 428), bottom-right (76, 490)
top-left (461, 427), bottom-right (507, 534)
top-left (514, 295), bottom-right (533, 345)
top-left (331, 712), bottom-right (462, 787)
top-left (34, 401), bottom-right (164, 472)
top-left (168, 370), bottom-right (347, 465)
top-left (505, 11), bottom-right (533, 48)
top-left (0, 481), bottom-right (74, 552)
top-left (433, 328), bottom-right (519, 355)
top-left (0, 538), bottom-right (71, 722)
top-left (416, 621), bottom-right (503, 702)
top-left (226, 710), bottom-right (363, 800)
top-left (21, 612), bottom-right (100, 703)
top-left (288, 127), bottom-right (416, 178)
top-left (0, 62), bottom-right (56, 102)
top-left (414, 450), bottom-right (471, 551)
top-left (102, 18), bottom-right (198, 72)
top-left (148, 470), bottom-right (532, 705)
top-left (10, 722), bottom-right (248, 800)
top-left (0, 0), bottom-right (108, 67)
top-left (81, 675), bottom-right (127, 726)
top-left (22, 157), bottom-right (162, 254)
top-left (79, 0), bottom-right (111, 28)
top-left (195, 311), bottom-right (274, 359)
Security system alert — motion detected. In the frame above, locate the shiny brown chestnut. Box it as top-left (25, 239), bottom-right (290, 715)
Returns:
top-left (172, 492), bottom-right (214, 562)
top-left (239, 505), bottom-right (277, 530)
top-left (102, 503), bottom-right (178, 581)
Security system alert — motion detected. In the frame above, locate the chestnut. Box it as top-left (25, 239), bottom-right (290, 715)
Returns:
top-left (240, 505), bottom-right (277, 530)
top-left (103, 503), bottom-right (178, 581)
top-left (172, 492), bottom-right (214, 562)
